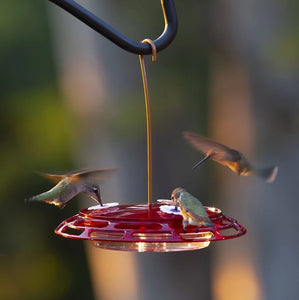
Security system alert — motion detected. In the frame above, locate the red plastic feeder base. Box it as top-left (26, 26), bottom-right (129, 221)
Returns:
top-left (55, 203), bottom-right (246, 252)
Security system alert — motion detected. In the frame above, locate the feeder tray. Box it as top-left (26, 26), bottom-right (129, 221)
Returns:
top-left (55, 202), bottom-right (246, 252)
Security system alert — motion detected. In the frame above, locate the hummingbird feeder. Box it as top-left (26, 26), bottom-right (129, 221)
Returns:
top-left (55, 202), bottom-right (246, 252)
top-left (49, 0), bottom-right (246, 252)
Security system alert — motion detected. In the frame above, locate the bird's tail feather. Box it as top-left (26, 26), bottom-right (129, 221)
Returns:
top-left (196, 215), bottom-right (214, 227)
top-left (254, 166), bottom-right (278, 183)
top-left (25, 195), bottom-right (63, 208)
top-left (203, 217), bottom-right (214, 227)
top-left (25, 195), bottom-right (48, 205)
top-left (25, 196), bottom-right (37, 204)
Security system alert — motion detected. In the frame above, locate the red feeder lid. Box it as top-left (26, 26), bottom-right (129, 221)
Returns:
top-left (55, 202), bottom-right (246, 252)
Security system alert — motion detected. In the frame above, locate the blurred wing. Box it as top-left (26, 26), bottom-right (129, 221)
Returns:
top-left (183, 131), bottom-right (239, 162)
top-left (69, 168), bottom-right (118, 182)
top-left (36, 171), bottom-right (66, 183)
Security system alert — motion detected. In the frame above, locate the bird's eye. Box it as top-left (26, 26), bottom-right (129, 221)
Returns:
top-left (171, 196), bottom-right (174, 200)
top-left (92, 187), bottom-right (98, 193)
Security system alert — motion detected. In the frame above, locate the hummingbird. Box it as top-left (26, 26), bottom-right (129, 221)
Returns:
top-left (25, 168), bottom-right (117, 208)
top-left (183, 131), bottom-right (278, 183)
top-left (171, 187), bottom-right (214, 230)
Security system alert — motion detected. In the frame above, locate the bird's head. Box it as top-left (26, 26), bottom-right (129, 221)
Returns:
top-left (171, 187), bottom-right (185, 208)
top-left (84, 183), bottom-right (102, 206)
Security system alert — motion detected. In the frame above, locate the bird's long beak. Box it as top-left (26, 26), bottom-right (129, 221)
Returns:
top-left (89, 190), bottom-right (103, 206)
top-left (192, 154), bottom-right (211, 170)
top-left (96, 190), bottom-right (103, 206)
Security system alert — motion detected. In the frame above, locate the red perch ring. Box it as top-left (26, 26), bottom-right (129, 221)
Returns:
top-left (55, 203), bottom-right (246, 252)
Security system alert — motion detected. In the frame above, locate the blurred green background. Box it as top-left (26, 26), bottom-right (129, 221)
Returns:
top-left (0, 1), bottom-right (93, 299)
top-left (1, 1), bottom-right (298, 300)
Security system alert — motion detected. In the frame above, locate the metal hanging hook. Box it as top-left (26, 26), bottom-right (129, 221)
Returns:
top-left (48, 0), bottom-right (178, 55)
top-left (142, 39), bottom-right (157, 61)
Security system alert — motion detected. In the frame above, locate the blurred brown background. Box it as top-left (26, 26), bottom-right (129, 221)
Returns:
top-left (1, 1), bottom-right (298, 299)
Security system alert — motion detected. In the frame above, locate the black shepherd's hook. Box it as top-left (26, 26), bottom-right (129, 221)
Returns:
top-left (48, 0), bottom-right (178, 55)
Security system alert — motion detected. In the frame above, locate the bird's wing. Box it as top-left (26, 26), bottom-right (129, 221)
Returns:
top-left (69, 168), bottom-right (118, 182)
top-left (183, 131), bottom-right (240, 162)
top-left (180, 192), bottom-right (213, 227)
top-left (180, 192), bottom-right (210, 219)
top-left (37, 172), bottom-right (66, 183)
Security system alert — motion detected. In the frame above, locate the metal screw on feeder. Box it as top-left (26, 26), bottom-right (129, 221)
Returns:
top-left (47, 0), bottom-right (247, 251)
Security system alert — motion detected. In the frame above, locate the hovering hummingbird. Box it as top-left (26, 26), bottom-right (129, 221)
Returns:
top-left (26, 168), bottom-right (117, 208)
top-left (183, 131), bottom-right (278, 183)
top-left (171, 187), bottom-right (214, 230)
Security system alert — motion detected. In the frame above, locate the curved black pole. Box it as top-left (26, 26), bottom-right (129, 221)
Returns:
top-left (48, 0), bottom-right (178, 55)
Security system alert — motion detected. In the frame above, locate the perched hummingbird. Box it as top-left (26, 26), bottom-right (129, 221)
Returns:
top-left (171, 187), bottom-right (214, 230)
top-left (183, 131), bottom-right (278, 183)
top-left (26, 168), bottom-right (117, 208)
